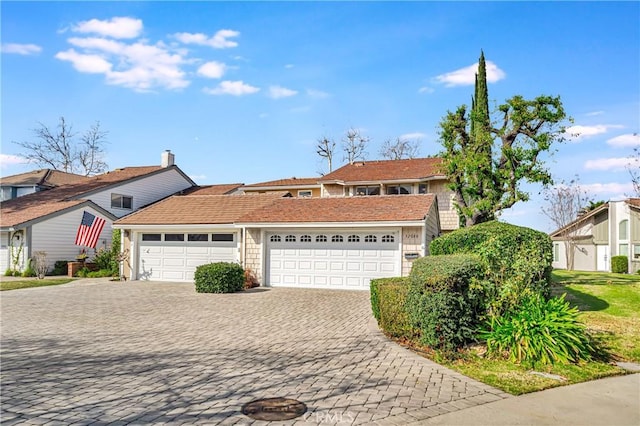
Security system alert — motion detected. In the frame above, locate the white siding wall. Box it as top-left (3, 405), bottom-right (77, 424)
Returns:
top-left (0, 232), bottom-right (9, 272)
top-left (86, 169), bottom-right (193, 218)
top-left (31, 207), bottom-right (113, 271)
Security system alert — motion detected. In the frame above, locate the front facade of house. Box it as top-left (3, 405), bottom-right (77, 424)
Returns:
top-left (0, 151), bottom-right (195, 273)
top-left (551, 199), bottom-right (640, 273)
top-left (114, 193), bottom-right (441, 290)
top-left (0, 169), bottom-right (89, 201)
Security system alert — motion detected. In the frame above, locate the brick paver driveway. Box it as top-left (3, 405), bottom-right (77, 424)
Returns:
top-left (1, 280), bottom-right (509, 425)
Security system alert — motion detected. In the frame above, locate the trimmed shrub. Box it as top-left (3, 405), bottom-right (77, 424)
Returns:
top-left (195, 262), bottom-right (245, 293)
top-left (370, 277), bottom-right (410, 322)
top-left (21, 259), bottom-right (36, 278)
top-left (430, 221), bottom-right (553, 315)
top-left (408, 254), bottom-right (485, 351)
top-left (480, 294), bottom-right (594, 367)
top-left (377, 281), bottom-right (416, 339)
top-left (611, 256), bottom-right (628, 274)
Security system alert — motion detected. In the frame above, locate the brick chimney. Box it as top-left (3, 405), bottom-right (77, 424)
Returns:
top-left (161, 150), bottom-right (175, 168)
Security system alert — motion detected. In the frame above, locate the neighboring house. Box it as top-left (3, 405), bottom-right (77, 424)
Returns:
top-left (550, 199), bottom-right (640, 274)
top-left (0, 169), bottom-right (89, 201)
top-left (114, 192), bottom-right (441, 289)
top-left (242, 157), bottom-right (459, 231)
top-left (242, 177), bottom-right (321, 198)
top-left (0, 151), bottom-right (195, 273)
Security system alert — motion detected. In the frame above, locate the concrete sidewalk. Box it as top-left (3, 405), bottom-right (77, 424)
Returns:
top-left (412, 373), bottom-right (640, 426)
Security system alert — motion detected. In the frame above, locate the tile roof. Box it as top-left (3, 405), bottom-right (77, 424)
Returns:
top-left (627, 198), bottom-right (640, 209)
top-left (185, 183), bottom-right (244, 195)
top-left (238, 194), bottom-right (436, 223)
top-left (318, 157), bottom-right (444, 183)
top-left (1, 169), bottom-right (88, 187)
top-left (1, 166), bottom-right (177, 228)
top-left (114, 192), bottom-right (288, 225)
top-left (243, 177), bottom-right (320, 188)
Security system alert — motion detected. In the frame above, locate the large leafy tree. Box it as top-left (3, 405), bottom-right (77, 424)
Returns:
top-left (440, 52), bottom-right (569, 226)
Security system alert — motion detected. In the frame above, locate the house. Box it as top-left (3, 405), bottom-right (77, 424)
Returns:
top-left (242, 157), bottom-right (459, 231)
top-left (0, 151), bottom-right (195, 273)
top-left (550, 199), bottom-right (640, 273)
top-left (0, 169), bottom-right (89, 201)
top-left (113, 189), bottom-right (441, 289)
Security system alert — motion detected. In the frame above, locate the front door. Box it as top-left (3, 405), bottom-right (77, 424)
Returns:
top-left (596, 245), bottom-right (610, 272)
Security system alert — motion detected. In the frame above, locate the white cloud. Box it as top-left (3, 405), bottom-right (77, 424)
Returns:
top-left (418, 86), bottom-right (434, 94)
top-left (585, 110), bottom-right (604, 116)
top-left (189, 174), bottom-right (207, 182)
top-left (1, 43), bottom-right (42, 55)
top-left (584, 157), bottom-right (632, 171)
top-left (434, 60), bottom-right (506, 87)
top-left (607, 133), bottom-right (640, 148)
top-left (580, 182), bottom-right (634, 195)
top-left (565, 124), bottom-right (624, 141)
top-left (400, 132), bottom-right (426, 140)
top-left (55, 49), bottom-right (113, 73)
top-left (173, 29), bottom-right (239, 49)
top-left (203, 80), bottom-right (259, 96)
top-left (259, 113), bottom-right (269, 119)
top-left (0, 154), bottom-right (27, 168)
top-left (306, 89), bottom-right (330, 99)
top-left (268, 85), bottom-right (298, 99)
top-left (72, 17), bottom-right (143, 39)
top-left (285, 64), bottom-right (294, 69)
top-left (197, 61), bottom-right (226, 79)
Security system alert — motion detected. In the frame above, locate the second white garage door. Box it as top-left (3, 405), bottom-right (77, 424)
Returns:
top-left (138, 232), bottom-right (239, 281)
top-left (266, 230), bottom-right (401, 290)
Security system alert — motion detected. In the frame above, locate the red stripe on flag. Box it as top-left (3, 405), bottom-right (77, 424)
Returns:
top-left (75, 211), bottom-right (107, 248)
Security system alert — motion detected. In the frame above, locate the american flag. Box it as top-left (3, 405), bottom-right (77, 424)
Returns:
top-left (75, 211), bottom-right (106, 248)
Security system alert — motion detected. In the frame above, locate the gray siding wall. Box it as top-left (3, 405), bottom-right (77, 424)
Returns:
top-left (593, 212), bottom-right (609, 244)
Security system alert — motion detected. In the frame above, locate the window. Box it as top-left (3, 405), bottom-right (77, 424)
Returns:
top-left (634, 244), bottom-right (640, 260)
top-left (331, 235), bottom-right (344, 243)
top-left (300, 235), bottom-right (312, 242)
top-left (347, 235), bottom-right (360, 243)
top-left (386, 185), bottom-right (412, 195)
top-left (270, 235), bottom-right (281, 242)
top-left (316, 235), bottom-right (327, 243)
top-left (365, 235), bottom-right (377, 243)
top-left (298, 190), bottom-right (312, 198)
top-left (188, 234), bottom-right (209, 242)
top-left (418, 183), bottom-right (429, 194)
top-left (212, 233), bottom-right (234, 242)
top-left (285, 235), bottom-right (296, 242)
top-left (619, 244), bottom-right (629, 257)
top-left (164, 233), bottom-right (184, 242)
top-left (355, 186), bottom-right (380, 196)
top-left (553, 243), bottom-right (560, 262)
top-left (142, 233), bottom-right (161, 241)
top-left (111, 193), bottom-right (133, 210)
top-left (381, 235), bottom-right (394, 243)
top-left (619, 220), bottom-right (629, 240)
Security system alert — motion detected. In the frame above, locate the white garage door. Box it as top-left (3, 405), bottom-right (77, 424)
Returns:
top-left (0, 232), bottom-right (9, 273)
top-left (138, 232), bottom-right (238, 281)
top-left (266, 230), bottom-right (401, 290)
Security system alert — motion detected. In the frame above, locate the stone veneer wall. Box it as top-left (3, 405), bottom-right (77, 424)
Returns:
top-left (244, 229), bottom-right (263, 283)
top-left (430, 180), bottom-right (459, 231)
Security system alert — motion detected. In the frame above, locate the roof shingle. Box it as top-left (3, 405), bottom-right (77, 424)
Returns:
top-left (318, 157), bottom-right (444, 183)
top-left (185, 183), bottom-right (244, 195)
top-left (1, 169), bottom-right (89, 187)
top-left (243, 177), bottom-right (320, 188)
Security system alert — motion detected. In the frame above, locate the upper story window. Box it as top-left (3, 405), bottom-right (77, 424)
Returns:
top-left (355, 186), bottom-right (380, 196)
top-left (298, 190), bottom-right (312, 198)
top-left (111, 193), bottom-right (133, 210)
top-left (418, 183), bottom-right (429, 194)
top-left (619, 219), bottom-right (629, 240)
top-left (386, 185), bottom-right (412, 195)
top-left (300, 235), bottom-right (312, 242)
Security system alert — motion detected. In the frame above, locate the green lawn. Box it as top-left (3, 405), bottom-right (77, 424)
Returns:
top-left (0, 278), bottom-right (75, 291)
top-left (416, 270), bottom-right (639, 395)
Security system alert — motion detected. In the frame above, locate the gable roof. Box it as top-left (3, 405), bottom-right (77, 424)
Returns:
top-left (184, 183), bottom-right (244, 195)
top-left (549, 202), bottom-right (610, 238)
top-left (238, 194), bottom-right (436, 224)
top-left (0, 165), bottom-right (193, 228)
top-left (318, 157), bottom-right (444, 184)
top-left (114, 192), bottom-right (288, 226)
top-left (243, 177), bottom-right (320, 189)
top-left (627, 198), bottom-right (640, 209)
top-left (1, 169), bottom-right (89, 187)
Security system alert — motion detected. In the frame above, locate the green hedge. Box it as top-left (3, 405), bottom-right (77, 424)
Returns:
top-left (195, 262), bottom-right (245, 293)
top-left (370, 277), bottom-right (410, 321)
top-left (407, 254), bottom-right (485, 351)
top-left (378, 281), bottom-right (416, 339)
top-left (611, 256), bottom-right (628, 274)
top-left (430, 221), bottom-right (553, 314)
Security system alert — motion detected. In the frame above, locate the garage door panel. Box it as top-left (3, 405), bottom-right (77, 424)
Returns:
top-left (380, 263), bottom-right (396, 273)
top-left (187, 246), bottom-right (209, 255)
top-left (330, 262), bottom-right (344, 271)
top-left (363, 262), bottom-right (378, 272)
top-left (346, 262), bottom-right (361, 272)
top-left (163, 258), bottom-right (185, 267)
top-left (163, 246), bottom-right (186, 255)
top-left (346, 277), bottom-right (361, 286)
top-left (314, 261), bottom-right (328, 270)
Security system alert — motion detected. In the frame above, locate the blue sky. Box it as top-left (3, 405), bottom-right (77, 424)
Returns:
top-left (2, 1), bottom-right (639, 232)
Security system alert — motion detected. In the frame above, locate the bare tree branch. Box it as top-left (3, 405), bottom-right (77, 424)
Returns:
top-left (316, 136), bottom-right (336, 175)
top-left (342, 128), bottom-right (368, 164)
top-left (379, 137), bottom-right (420, 160)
